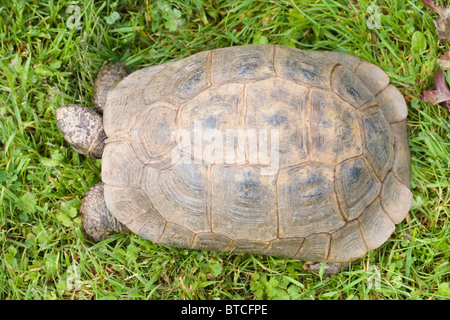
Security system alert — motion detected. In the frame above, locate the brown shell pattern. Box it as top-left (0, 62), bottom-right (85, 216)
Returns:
top-left (101, 44), bottom-right (412, 263)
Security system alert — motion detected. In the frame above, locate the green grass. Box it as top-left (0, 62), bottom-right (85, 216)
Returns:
top-left (0, 0), bottom-right (449, 300)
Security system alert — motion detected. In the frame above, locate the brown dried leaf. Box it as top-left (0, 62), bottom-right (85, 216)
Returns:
top-left (422, 0), bottom-right (450, 41)
top-left (421, 70), bottom-right (450, 105)
top-left (438, 51), bottom-right (450, 70)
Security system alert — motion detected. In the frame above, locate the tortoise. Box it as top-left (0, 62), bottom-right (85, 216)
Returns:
top-left (56, 44), bottom-right (412, 274)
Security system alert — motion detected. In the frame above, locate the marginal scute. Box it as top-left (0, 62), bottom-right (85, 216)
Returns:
top-left (103, 184), bottom-right (154, 226)
top-left (277, 163), bottom-right (345, 238)
top-left (324, 51), bottom-right (361, 71)
top-left (158, 223), bottom-right (195, 249)
top-left (211, 165), bottom-right (278, 241)
top-left (232, 239), bottom-right (269, 255)
top-left (192, 233), bottom-right (233, 252)
top-left (128, 208), bottom-right (167, 243)
top-left (355, 60), bottom-right (390, 95)
top-left (380, 172), bottom-right (413, 224)
top-left (335, 156), bottom-right (381, 221)
top-left (328, 220), bottom-right (367, 262)
top-left (331, 65), bottom-right (378, 108)
top-left (390, 121), bottom-right (411, 186)
top-left (358, 199), bottom-right (395, 251)
top-left (297, 233), bottom-right (331, 262)
top-left (274, 45), bottom-right (336, 89)
top-left (143, 51), bottom-right (211, 105)
top-left (109, 65), bottom-right (166, 97)
top-left (376, 84), bottom-right (408, 123)
top-left (94, 63), bottom-right (130, 112)
top-left (211, 44), bottom-right (275, 84)
top-left (265, 238), bottom-right (304, 259)
top-left (310, 89), bottom-right (362, 165)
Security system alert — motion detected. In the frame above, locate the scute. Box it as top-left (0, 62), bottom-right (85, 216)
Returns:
top-left (103, 64), bottom-right (166, 137)
top-left (277, 163), bottom-right (345, 238)
top-left (390, 121), bottom-right (411, 186)
top-left (178, 83), bottom-right (245, 167)
top-left (192, 233), bottom-right (233, 252)
top-left (211, 45), bottom-right (275, 84)
top-left (310, 89), bottom-right (362, 165)
top-left (245, 77), bottom-right (309, 167)
top-left (102, 140), bottom-right (144, 188)
top-left (358, 199), bottom-right (395, 251)
top-left (103, 184), bottom-right (164, 242)
top-left (274, 45), bottom-right (337, 88)
top-left (141, 165), bottom-right (210, 233)
top-left (297, 233), bottom-right (331, 262)
top-left (180, 82), bottom-right (243, 131)
top-left (324, 51), bottom-right (361, 71)
top-left (143, 51), bottom-right (211, 105)
top-left (380, 173), bottom-right (413, 224)
top-left (265, 238), bottom-right (304, 259)
top-left (211, 165), bottom-right (278, 241)
top-left (361, 107), bottom-right (394, 180)
top-left (233, 240), bottom-right (269, 255)
top-left (130, 101), bottom-right (178, 167)
top-left (335, 156), bottom-right (381, 221)
top-left (328, 220), bottom-right (367, 262)
top-left (376, 84), bottom-right (408, 123)
top-left (158, 223), bottom-right (195, 249)
top-left (331, 65), bottom-right (378, 108)
top-left (354, 60), bottom-right (390, 95)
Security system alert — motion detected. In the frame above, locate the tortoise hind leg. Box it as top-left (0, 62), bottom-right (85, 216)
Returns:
top-left (81, 182), bottom-right (129, 242)
top-left (303, 262), bottom-right (349, 276)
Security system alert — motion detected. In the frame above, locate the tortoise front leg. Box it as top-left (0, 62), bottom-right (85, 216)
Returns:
top-left (81, 182), bottom-right (129, 242)
top-left (93, 62), bottom-right (129, 113)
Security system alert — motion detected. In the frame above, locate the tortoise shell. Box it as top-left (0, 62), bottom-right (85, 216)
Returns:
top-left (100, 44), bottom-right (412, 263)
